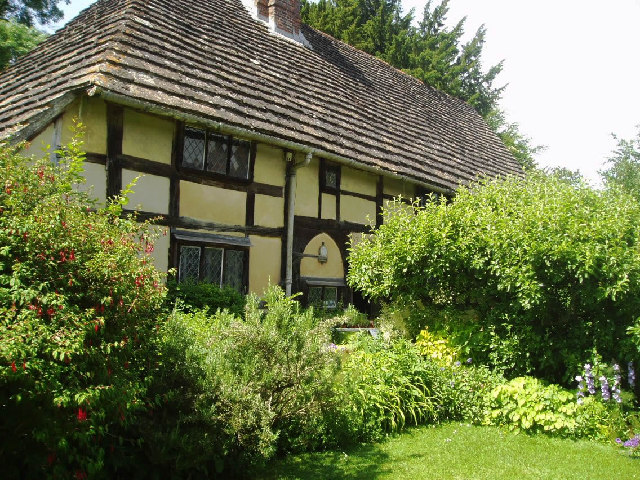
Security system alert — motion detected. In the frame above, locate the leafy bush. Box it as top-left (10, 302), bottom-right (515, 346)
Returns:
top-left (149, 287), bottom-right (340, 476)
top-left (415, 327), bottom-right (460, 365)
top-left (164, 278), bottom-right (245, 317)
top-left (332, 337), bottom-right (437, 442)
top-left (0, 134), bottom-right (166, 477)
top-left (484, 376), bottom-right (629, 440)
top-left (348, 172), bottom-right (640, 384)
top-left (424, 361), bottom-right (504, 422)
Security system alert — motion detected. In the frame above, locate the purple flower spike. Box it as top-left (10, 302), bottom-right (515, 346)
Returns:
top-left (623, 435), bottom-right (640, 448)
top-left (599, 375), bottom-right (610, 401)
top-left (629, 362), bottom-right (636, 389)
top-left (466, 358), bottom-right (472, 364)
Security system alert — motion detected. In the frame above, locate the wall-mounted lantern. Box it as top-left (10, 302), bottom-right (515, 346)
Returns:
top-left (317, 242), bottom-right (328, 263)
top-left (297, 241), bottom-right (329, 264)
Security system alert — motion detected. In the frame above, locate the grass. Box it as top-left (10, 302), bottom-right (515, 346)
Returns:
top-left (255, 423), bottom-right (639, 479)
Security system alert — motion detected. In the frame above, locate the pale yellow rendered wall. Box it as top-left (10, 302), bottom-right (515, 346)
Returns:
top-left (76, 163), bottom-right (107, 205)
top-left (180, 181), bottom-right (246, 225)
top-left (254, 144), bottom-right (286, 186)
top-left (60, 97), bottom-right (107, 154)
top-left (294, 157), bottom-right (319, 217)
top-left (122, 109), bottom-right (174, 164)
top-left (341, 166), bottom-right (377, 196)
top-left (254, 194), bottom-right (284, 228)
top-left (341, 195), bottom-right (376, 225)
top-left (23, 124), bottom-right (55, 159)
top-left (300, 233), bottom-right (344, 278)
top-left (122, 169), bottom-right (170, 214)
top-left (148, 226), bottom-right (170, 273)
top-left (321, 193), bottom-right (336, 220)
top-left (249, 236), bottom-right (282, 295)
top-left (384, 176), bottom-right (415, 198)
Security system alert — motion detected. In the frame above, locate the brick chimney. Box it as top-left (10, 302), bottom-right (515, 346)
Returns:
top-left (244, 0), bottom-right (307, 45)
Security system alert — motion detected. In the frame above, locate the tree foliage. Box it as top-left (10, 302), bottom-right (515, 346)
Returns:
top-left (0, 0), bottom-right (67, 26)
top-left (0, 131), bottom-right (166, 478)
top-left (601, 128), bottom-right (640, 203)
top-left (348, 172), bottom-right (640, 384)
top-left (0, 18), bottom-right (47, 69)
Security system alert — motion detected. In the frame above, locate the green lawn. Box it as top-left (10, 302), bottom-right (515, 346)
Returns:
top-left (255, 423), bottom-right (639, 479)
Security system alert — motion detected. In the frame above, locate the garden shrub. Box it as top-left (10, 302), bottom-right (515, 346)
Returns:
top-left (423, 361), bottom-right (504, 422)
top-left (484, 376), bottom-right (629, 440)
top-left (415, 327), bottom-right (460, 365)
top-left (333, 336), bottom-right (437, 442)
top-left (348, 172), bottom-right (640, 384)
top-left (164, 278), bottom-right (245, 317)
top-left (0, 134), bottom-right (166, 478)
top-left (150, 286), bottom-right (340, 476)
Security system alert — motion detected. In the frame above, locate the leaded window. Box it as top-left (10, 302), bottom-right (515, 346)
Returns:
top-left (182, 126), bottom-right (251, 180)
top-left (308, 286), bottom-right (339, 309)
top-left (178, 244), bottom-right (246, 292)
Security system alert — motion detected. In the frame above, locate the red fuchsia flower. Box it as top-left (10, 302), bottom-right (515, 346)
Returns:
top-left (22, 361), bottom-right (26, 371)
top-left (74, 470), bottom-right (87, 480)
top-left (69, 250), bottom-right (75, 261)
top-left (11, 361), bottom-right (17, 373)
top-left (94, 323), bottom-right (99, 332)
top-left (124, 361), bottom-right (130, 369)
top-left (144, 243), bottom-right (154, 254)
top-left (47, 308), bottom-right (54, 317)
top-left (77, 408), bottom-right (87, 422)
top-left (59, 251), bottom-right (67, 262)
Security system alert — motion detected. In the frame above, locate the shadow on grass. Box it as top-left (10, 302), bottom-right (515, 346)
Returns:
top-left (254, 443), bottom-right (392, 480)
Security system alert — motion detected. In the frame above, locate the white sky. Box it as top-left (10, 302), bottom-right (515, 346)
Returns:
top-left (51, 0), bottom-right (640, 183)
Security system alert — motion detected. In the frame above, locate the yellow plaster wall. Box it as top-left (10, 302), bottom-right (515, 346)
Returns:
top-left (341, 194), bottom-right (377, 225)
top-left (79, 97), bottom-right (107, 154)
top-left (23, 124), bottom-right (55, 159)
top-left (321, 193), bottom-right (336, 220)
top-left (254, 194), bottom-right (284, 228)
top-left (180, 181), bottom-right (246, 225)
top-left (254, 144), bottom-right (286, 186)
top-left (148, 226), bottom-right (170, 273)
top-left (122, 109), bottom-right (174, 164)
top-left (294, 157), bottom-right (319, 217)
top-left (300, 233), bottom-right (344, 279)
top-left (249, 236), bottom-right (282, 295)
top-left (122, 169), bottom-right (170, 214)
top-left (76, 162), bottom-right (107, 205)
top-left (24, 96), bottom-right (107, 158)
top-left (383, 176), bottom-right (416, 199)
top-left (341, 166), bottom-right (377, 196)
top-left (60, 99), bottom-right (80, 146)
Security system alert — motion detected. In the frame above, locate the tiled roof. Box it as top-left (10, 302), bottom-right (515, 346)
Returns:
top-left (0, 0), bottom-right (521, 191)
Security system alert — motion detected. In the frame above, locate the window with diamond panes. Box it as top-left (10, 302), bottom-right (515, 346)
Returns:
top-left (223, 249), bottom-right (245, 292)
top-left (230, 139), bottom-right (251, 178)
top-left (183, 127), bottom-right (206, 170)
top-left (178, 244), bottom-right (246, 292)
top-left (206, 133), bottom-right (228, 175)
top-left (202, 247), bottom-right (223, 283)
top-left (325, 168), bottom-right (338, 189)
top-left (182, 126), bottom-right (251, 180)
top-left (179, 246), bottom-right (201, 282)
